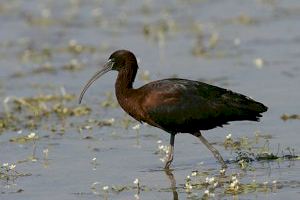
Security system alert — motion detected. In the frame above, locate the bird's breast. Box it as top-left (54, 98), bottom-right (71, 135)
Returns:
top-left (116, 95), bottom-right (145, 122)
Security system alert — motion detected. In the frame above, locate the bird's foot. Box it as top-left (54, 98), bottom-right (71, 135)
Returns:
top-left (164, 152), bottom-right (174, 169)
top-left (221, 163), bottom-right (228, 169)
top-left (164, 159), bottom-right (173, 169)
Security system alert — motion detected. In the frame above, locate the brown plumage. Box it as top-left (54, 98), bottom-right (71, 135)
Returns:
top-left (79, 50), bottom-right (268, 169)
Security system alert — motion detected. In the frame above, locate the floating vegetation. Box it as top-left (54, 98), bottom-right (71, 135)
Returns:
top-left (224, 177), bottom-right (278, 195)
top-left (0, 114), bottom-right (19, 132)
top-left (9, 132), bottom-right (38, 144)
top-left (76, 118), bottom-right (115, 134)
top-left (0, 163), bottom-right (31, 183)
top-left (67, 39), bottom-right (96, 55)
top-left (62, 59), bottom-right (84, 71)
top-left (0, 93), bottom-right (91, 133)
top-left (11, 60), bottom-right (85, 78)
top-left (11, 94), bottom-right (76, 114)
top-left (91, 179), bottom-right (145, 199)
top-left (191, 29), bottom-right (220, 57)
top-left (52, 103), bottom-right (91, 117)
top-left (92, 165), bottom-right (296, 199)
top-left (281, 114), bottom-right (300, 121)
top-left (19, 47), bottom-right (52, 64)
top-left (143, 17), bottom-right (177, 40)
top-left (223, 133), bottom-right (299, 169)
top-left (181, 168), bottom-right (283, 198)
top-left (142, 12), bottom-right (177, 52)
top-left (97, 118), bottom-right (115, 127)
top-left (101, 92), bottom-right (119, 108)
top-left (24, 12), bottom-right (56, 27)
top-left (228, 14), bottom-right (258, 25)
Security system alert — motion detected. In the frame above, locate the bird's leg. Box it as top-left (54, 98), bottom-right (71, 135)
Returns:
top-left (195, 132), bottom-right (227, 168)
top-left (164, 134), bottom-right (175, 169)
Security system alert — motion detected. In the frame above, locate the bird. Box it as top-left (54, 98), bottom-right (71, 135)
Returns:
top-left (79, 49), bottom-right (268, 169)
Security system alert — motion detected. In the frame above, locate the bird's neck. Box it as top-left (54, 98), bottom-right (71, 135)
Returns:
top-left (115, 64), bottom-right (138, 98)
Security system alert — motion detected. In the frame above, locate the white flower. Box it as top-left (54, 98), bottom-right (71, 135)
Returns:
top-left (220, 168), bottom-right (226, 174)
top-left (9, 164), bottom-right (16, 170)
top-left (191, 171), bottom-right (197, 177)
top-left (84, 125), bottom-right (92, 130)
top-left (132, 124), bottom-right (140, 130)
top-left (107, 118), bottom-right (115, 124)
top-left (226, 133), bottom-right (232, 139)
top-left (230, 182), bottom-right (237, 188)
top-left (213, 182), bottom-right (218, 188)
top-left (43, 149), bottom-right (49, 154)
top-left (205, 176), bottom-right (215, 184)
top-left (204, 189), bottom-right (209, 194)
top-left (91, 182), bottom-right (100, 187)
top-left (69, 39), bottom-right (77, 46)
top-left (230, 176), bottom-right (239, 189)
top-left (205, 177), bottom-right (209, 183)
top-left (185, 182), bottom-right (193, 190)
top-left (2, 163), bottom-right (9, 167)
top-left (209, 177), bottom-right (215, 184)
top-left (253, 58), bottom-right (264, 68)
top-left (27, 132), bottom-right (36, 139)
top-left (133, 178), bottom-right (139, 185)
top-left (102, 186), bottom-right (109, 191)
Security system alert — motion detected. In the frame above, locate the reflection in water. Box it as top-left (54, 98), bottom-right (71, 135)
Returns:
top-left (164, 169), bottom-right (179, 200)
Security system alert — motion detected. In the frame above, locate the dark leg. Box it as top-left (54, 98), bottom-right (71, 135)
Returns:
top-left (195, 131), bottom-right (227, 168)
top-left (165, 134), bottom-right (175, 169)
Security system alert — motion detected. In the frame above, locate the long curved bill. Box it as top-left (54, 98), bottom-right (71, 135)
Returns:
top-left (78, 59), bottom-right (114, 104)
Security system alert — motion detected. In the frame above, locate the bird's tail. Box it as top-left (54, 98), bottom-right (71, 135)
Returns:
top-left (235, 98), bottom-right (268, 121)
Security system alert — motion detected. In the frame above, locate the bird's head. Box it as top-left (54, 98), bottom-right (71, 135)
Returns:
top-left (78, 50), bottom-right (138, 104)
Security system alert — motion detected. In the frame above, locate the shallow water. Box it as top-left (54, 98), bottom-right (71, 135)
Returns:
top-left (0, 0), bottom-right (300, 199)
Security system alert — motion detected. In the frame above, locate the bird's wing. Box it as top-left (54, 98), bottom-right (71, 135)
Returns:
top-left (139, 78), bottom-right (267, 133)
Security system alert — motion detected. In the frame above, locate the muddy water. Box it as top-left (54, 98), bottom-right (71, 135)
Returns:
top-left (0, 0), bottom-right (300, 199)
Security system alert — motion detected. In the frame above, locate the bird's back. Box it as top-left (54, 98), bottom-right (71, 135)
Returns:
top-left (138, 78), bottom-right (267, 133)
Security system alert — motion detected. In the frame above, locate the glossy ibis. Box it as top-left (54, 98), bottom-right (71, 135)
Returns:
top-left (79, 50), bottom-right (268, 169)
